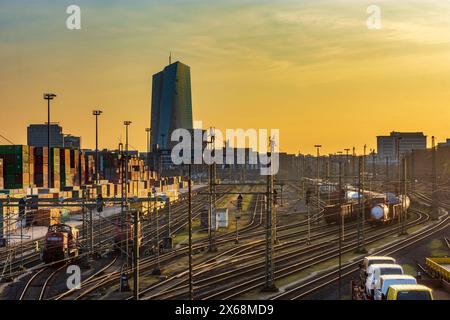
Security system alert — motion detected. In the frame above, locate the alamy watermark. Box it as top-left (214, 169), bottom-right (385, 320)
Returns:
top-left (66, 5), bottom-right (81, 30)
top-left (66, 265), bottom-right (81, 290)
top-left (170, 121), bottom-right (279, 175)
top-left (366, 5), bottom-right (381, 30)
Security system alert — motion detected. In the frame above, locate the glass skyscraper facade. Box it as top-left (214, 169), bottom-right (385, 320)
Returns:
top-left (150, 61), bottom-right (193, 150)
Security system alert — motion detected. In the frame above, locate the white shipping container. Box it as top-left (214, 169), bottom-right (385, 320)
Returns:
top-left (215, 208), bottom-right (228, 229)
top-left (210, 210), bottom-right (219, 231)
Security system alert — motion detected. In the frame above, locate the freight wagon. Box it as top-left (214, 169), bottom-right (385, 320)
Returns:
top-left (426, 257), bottom-right (450, 282)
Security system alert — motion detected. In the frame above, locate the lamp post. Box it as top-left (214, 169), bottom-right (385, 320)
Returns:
top-left (344, 148), bottom-right (350, 184)
top-left (337, 155), bottom-right (343, 300)
top-left (145, 128), bottom-right (151, 174)
top-left (43, 93), bottom-right (56, 188)
top-left (93, 110), bottom-right (103, 185)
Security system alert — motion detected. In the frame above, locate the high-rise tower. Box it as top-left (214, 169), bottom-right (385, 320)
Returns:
top-left (150, 61), bottom-right (193, 151)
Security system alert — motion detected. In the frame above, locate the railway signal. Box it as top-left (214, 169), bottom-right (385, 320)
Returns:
top-left (305, 189), bottom-right (312, 205)
top-left (237, 194), bottom-right (243, 211)
top-left (96, 194), bottom-right (104, 213)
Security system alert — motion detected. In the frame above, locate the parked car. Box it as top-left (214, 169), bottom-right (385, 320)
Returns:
top-left (386, 284), bottom-right (433, 300)
top-left (373, 275), bottom-right (417, 300)
top-left (360, 256), bottom-right (396, 283)
top-left (365, 263), bottom-right (404, 298)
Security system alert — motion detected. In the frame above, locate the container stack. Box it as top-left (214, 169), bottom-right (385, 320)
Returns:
top-left (0, 159), bottom-right (4, 190)
top-left (79, 151), bottom-right (86, 186)
top-left (86, 154), bottom-right (95, 185)
top-left (60, 148), bottom-right (72, 188)
top-left (33, 208), bottom-right (60, 226)
top-left (0, 145), bottom-right (31, 189)
top-left (28, 146), bottom-right (35, 187)
top-left (34, 147), bottom-right (49, 188)
top-left (50, 148), bottom-right (60, 189)
top-left (70, 149), bottom-right (80, 186)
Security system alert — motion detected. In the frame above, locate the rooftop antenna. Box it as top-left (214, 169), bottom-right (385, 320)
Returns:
top-left (169, 51), bottom-right (172, 65)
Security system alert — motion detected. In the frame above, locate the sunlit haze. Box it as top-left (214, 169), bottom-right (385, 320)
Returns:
top-left (1, 0), bottom-right (450, 154)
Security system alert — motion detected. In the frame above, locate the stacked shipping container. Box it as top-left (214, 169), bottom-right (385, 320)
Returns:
top-left (0, 159), bottom-right (3, 189)
top-left (34, 147), bottom-right (49, 188)
top-left (0, 145), bottom-right (33, 189)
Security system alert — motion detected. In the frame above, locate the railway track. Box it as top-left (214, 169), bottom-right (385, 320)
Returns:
top-left (47, 186), bottom-right (237, 299)
top-left (18, 264), bottom-right (67, 300)
top-left (272, 210), bottom-right (449, 300)
top-left (151, 205), bottom-right (428, 300)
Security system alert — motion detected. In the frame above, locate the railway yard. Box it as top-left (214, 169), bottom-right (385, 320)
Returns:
top-left (0, 178), bottom-right (448, 301)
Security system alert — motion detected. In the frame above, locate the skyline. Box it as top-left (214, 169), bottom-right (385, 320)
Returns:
top-left (1, 1), bottom-right (450, 154)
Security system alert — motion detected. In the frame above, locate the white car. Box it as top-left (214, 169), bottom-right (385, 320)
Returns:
top-left (373, 275), bottom-right (417, 300)
top-left (365, 264), bottom-right (404, 298)
top-left (360, 256), bottom-right (396, 282)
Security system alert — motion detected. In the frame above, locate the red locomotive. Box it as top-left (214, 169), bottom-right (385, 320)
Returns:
top-left (41, 224), bottom-right (79, 263)
top-left (113, 218), bottom-right (142, 253)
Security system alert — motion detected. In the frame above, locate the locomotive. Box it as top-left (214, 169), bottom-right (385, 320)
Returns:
top-left (41, 224), bottom-right (79, 263)
top-left (113, 217), bottom-right (142, 253)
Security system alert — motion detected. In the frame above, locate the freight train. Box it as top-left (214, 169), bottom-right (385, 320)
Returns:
top-left (41, 224), bottom-right (79, 263)
top-left (323, 192), bottom-right (410, 225)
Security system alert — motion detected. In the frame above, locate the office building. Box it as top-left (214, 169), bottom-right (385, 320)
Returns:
top-left (63, 135), bottom-right (81, 149)
top-left (27, 124), bottom-right (64, 148)
top-left (150, 61), bottom-right (193, 151)
top-left (377, 131), bottom-right (426, 162)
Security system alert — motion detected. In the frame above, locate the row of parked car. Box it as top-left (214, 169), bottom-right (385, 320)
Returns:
top-left (359, 256), bottom-right (433, 300)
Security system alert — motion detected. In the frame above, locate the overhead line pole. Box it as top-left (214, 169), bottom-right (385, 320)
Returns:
top-left (188, 164), bottom-right (194, 300)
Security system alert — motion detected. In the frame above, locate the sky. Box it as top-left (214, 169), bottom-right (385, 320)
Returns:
top-left (1, 0), bottom-right (450, 155)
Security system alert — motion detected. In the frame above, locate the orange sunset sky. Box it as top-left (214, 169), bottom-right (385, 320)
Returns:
top-left (1, 0), bottom-right (450, 155)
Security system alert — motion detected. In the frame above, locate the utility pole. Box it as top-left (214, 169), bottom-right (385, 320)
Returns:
top-left (262, 140), bottom-right (278, 293)
top-left (357, 156), bottom-right (367, 253)
top-left (166, 198), bottom-right (171, 237)
top-left (344, 148), bottom-right (350, 184)
top-left (93, 110), bottom-right (102, 185)
top-left (371, 149), bottom-right (376, 182)
top-left (124, 121), bottom-right (132, 262)
top-left (188, 164), bottom-right (194, 300)
top-left (356, 156), bottom-right (361, 252)
top-left (431, 136), bottom-right (438, 220)
top-left (89, 206), bottom-right (94, 257)
top-left (396, 137), bottom-right (402, 195)
top-left (338, 160), bottom-right (343, 300)
top-left (93, 110), bottom-right (102, 248)
top-left (401, 157), bottom-right (408, 235)
top-left (411, 149), bottom-right (415, 192)
top-left (326, 157), bottom-right (331, 204)
top-left (133, 210), bottom-right (140, 300)
top-left (208, 128), bottom-right (217, 252)
top-left (43, 93), bottom-right (56, 188)
top-left (361, 147), bottom-right (367, 253)
top-left (145, 128), bottom-right (151, 177)
top-left (385, 157), bottom-right (389, 193)
top-left (352, 147), bottom-right (356, 185)
top-left (306, 199), bottom-right (311, 245)
top-left (152, 205), bottom-right (161, 275)
top-left (314, 145), bottom-right (322, 224)
top-left (119, 142), bottom-right (124, 256)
